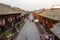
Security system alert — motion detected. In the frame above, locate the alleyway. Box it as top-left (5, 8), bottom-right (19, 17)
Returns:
top-left (16, 14), bottom-right (40, 40)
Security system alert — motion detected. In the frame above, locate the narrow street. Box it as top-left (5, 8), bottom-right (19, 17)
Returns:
top-left (16, 14), bottom-right (40, 40)
top-left (0, 1), bottom-right (60, 40)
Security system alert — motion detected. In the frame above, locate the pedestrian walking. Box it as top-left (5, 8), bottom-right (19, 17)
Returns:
top-left (26, 37), bottom-right (28, 40)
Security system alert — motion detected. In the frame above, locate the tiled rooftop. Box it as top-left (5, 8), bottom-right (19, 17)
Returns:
top-left (39, 9), bottom-right (60, 20)
top-left (50, 23), bottom-right (60, 39)
top-left (0, 3), bottom-right (20, 15)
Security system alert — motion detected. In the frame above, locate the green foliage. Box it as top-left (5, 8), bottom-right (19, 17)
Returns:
top-left (11, 28), bottom-right (17, 33)
top-left (1, 32), bottom-right (9, 38)
top-left (17, 24), bottom-right (20, 29)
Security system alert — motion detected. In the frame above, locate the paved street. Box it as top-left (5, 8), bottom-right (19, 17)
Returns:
top-left (16, 14), bottom-right (40, 40)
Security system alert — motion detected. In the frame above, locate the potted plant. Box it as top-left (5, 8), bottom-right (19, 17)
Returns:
top-left (11, 28), bottom-right (17, 33)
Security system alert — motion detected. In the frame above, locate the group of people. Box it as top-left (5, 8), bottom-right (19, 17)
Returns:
top-left (21, 13), bottom-right (29, 23)
top-left (40, 34), bottom-right (53, 40)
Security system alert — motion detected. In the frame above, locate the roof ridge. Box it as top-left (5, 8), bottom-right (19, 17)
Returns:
top-left (0, 3), bottom-right (11, 7)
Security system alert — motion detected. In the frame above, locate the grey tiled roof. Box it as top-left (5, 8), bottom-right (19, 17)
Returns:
top-left (50, 23), bottom-right (60, 39)
top-left (0, 3), bottom-right (19, 15)
top-left (39, 9), bottom-right (60, 20)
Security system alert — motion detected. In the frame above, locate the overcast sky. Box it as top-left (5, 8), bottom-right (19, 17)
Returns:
top-left (0, 0), bottom-right (60, 11)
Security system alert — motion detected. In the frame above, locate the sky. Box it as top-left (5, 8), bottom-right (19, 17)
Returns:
top-left (0, 0), bottom-right (60, 11)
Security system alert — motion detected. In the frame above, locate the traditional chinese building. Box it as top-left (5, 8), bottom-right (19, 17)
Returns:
top-left (33, 5), bottom-right (60, 40)
top-left (0, 3), bottom-right (21, 33)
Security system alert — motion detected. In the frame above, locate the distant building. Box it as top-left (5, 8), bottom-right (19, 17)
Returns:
top-left (32, 8), bottom-right (47, 13)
